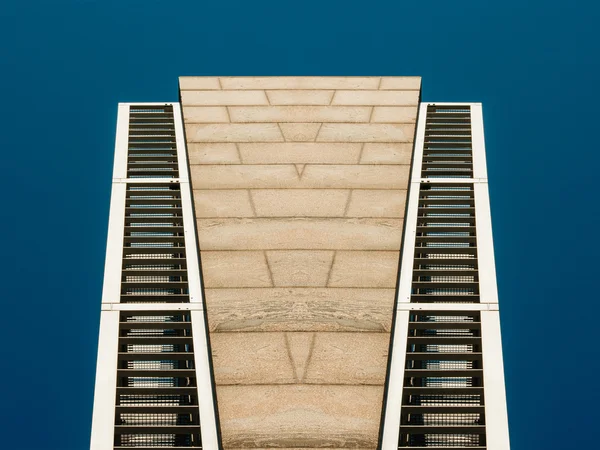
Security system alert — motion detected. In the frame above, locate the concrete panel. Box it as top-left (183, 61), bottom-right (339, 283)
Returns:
top-left (328, 251), bottom-right (400, 287)
top-left (217, 385), bottom-right (382, 447)
top-left (204, 288), bottom-right (395, 332)
top-left (196, 218), bottom-right (403, 250)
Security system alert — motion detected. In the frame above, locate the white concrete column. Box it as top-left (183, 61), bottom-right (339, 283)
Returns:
top-left (90, 310), bottom-right (120, 450)
top-left (481, 310), bottom-right (511, 449)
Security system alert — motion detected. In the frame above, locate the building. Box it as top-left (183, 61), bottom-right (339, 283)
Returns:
top-left (90, 77), bottom-right (510, 450)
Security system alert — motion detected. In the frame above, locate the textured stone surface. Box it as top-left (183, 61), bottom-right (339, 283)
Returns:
top-left (182, 106), bottom-right (230, 123)
top-left (379, 76), bottom-right (422, 90)
top-left (180, 76), bottom-right (420, 448)
top-left (266, 90), bottom-right (335, 105)
top-left (228, 106), bottom-right (371, 123)
top-left (201, 251), bottom-right (272, 287)
top-left (204, 288), bottom-right (396, 332)
top-left (217, 385), bottom-right (383, 447)
top-left (266, 250), bottom-right (335, 287)
top-left (331, 89), bottom-right (419, 106)
top-left (238, 143), bottom-right (362, 164)
top-left (251, 190), bottom-right (349, 217)
top-left (186, 123), bottom-right (284, 142)
top-left (190, 164), bottom-right (410, 189)
top-left (187, 143), bottom-right (240, 164)
top-left (211, 332), bottom-right (388, 385)
top-left (346, 190), bottom-right (407, 217)
top-left (196, 218), bottom-right (403, 250)
top-left (317, 123), bottom-right (415, 142)
top-left (181, 89), bottom-right (269, 105)
top-left (220, 76), bottom-right (383, 90)
top-left (360, 143), bottom-right (414, 165)
top-left (328, 251), bottom-right (400, 287)
top-left (193, 190), bottom-right (254, 217)
top-left (371, 106), bottom-right (418, 123)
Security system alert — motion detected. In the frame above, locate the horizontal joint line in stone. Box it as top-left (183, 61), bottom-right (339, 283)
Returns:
top-left (184, 121), bottom-right (417, 124)
top-left (196, 216), bottom-right (403, 219)
top-left (179, 88), bottom-right (422, 91)
top-left (204, 285), bottom-right (395, 288)
top-left (214, 382), bottom-right (386, 386)
top-left (189, 163), bottom-right (411, 166)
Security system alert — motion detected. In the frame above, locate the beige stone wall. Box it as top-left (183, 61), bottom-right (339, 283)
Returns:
top-left (180, 76), bottom-right (420, 448)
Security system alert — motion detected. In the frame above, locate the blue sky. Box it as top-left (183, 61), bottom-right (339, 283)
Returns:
top-left (0, 1), bottom-right (598, 448)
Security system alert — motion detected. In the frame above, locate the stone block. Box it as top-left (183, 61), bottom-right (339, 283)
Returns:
top-left (185, 123), bottom-right (284, 142)
top-left (266, 90), bottom-right (334, 105)
top-left (211, 332), bottom-right (295, 385)
top-left (191, 165), bottom-right (410, 189)
top-left (228, 106), bottom-right (371, 123)
top-left (181, 106), bottom-right (229, 123)
top-left (238, 143), bottom-right (362, 164)
top-left (371, 106), bottom-right (418, 123)
top-left (200, 251), bottom-right (272, 287)
top-left (360, 143), bottom-right (413, 165)
top-left (191, 165), bottom-right (298, 189)
top-left (251, 189), bottom-right (349, 217)
top-left (345, 190), bottom-right (407, 217)
top-left (179, 76), bottom-right (221, 90)
top-left (301, 165), bottom-right (410, 189)
top-left (286, 333), bottom-right (313, 381)
top-left (379, 76), bottom-right (422, 90)
top-left (220, 76), bottom-right (381, 90)
top-left (216, 385), bottom-right (382, 447)
top-left (331, 90), bottom-right (419, 106)
top-left (328, 251), bottom-right (400, 287)
top-left (193, 190), bottom-right (254, 218)
top-left (187, 143), bottom-right (240, 164)
top-left (204, 287), bottom-right (395, 332)
top-left (196, 218), bottom-right (403, 250)
top-left (279, 123), bottom-right (322, 142)
top-left (316, 123), bottom-right (415, 142)
top-left (266, 251), bottom-right (335, 287)
top-left (180, 89), bottom-right (269, 106)
top-left (304, 333), bottom-right (388, 385)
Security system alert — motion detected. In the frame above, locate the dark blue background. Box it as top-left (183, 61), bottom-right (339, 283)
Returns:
top-left (1, 1), bottom-right (597, 448)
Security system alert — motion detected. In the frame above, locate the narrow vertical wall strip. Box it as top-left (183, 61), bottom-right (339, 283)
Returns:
top-left (91, 103), bottom-right (220, 450)
top-left (381, 103), bottom-right (510, 450)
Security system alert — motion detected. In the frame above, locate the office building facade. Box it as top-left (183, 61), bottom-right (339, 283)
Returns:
top-left (91, 77), bottom-right (510, 449)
